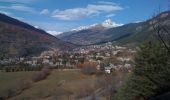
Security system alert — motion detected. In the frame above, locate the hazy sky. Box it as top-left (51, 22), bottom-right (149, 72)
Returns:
top-left (0, 0), bottom-right (169, 35)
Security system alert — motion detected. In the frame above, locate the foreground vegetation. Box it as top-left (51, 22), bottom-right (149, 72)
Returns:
top-left (0, 68), bottom-right (128, 100)
top-left (0, 71), bottom-right (37, 99)
top-left (1, 41), bottom-right (169, 100)
top-left (115, 41), bottom-right (170, 100)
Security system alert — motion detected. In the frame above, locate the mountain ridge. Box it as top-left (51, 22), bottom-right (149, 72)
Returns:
top-left (0, 13), bottom-right (75, 58)
top-left (57, 11), bottom-right (170, 45)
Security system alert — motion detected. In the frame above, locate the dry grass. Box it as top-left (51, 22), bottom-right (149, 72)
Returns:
top-left (0, 71), bottom-right (37, 99)
top-left (8, 70), bottom-right (98, 100)
top-left (0, 69), bottom-right (128, 100)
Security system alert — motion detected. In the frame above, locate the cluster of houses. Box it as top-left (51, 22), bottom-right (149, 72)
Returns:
top-left (0, 42), bottom-right (136, 73)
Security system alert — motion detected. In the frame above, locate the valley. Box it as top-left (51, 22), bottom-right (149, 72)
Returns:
top-left (0, 1), bottom-right (170, 99)
top-left (0, 69), bottom-right (128, 100)
top-left (57, 11), bottom-right (170, 45)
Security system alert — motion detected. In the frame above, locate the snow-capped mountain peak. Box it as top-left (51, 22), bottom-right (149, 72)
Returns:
top-left (102, 19), bottom-right (113, 28)
top-left (71, 19), bottom-right (122, 32)
top-left (71, 24), bottom-right (97, 31)
top-left (47, 31), bottom-right (63, 35)
top-left (102, 19), bottom-right (123, 28)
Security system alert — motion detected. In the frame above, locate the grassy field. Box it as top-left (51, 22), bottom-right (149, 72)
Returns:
top-left (0, 71), bottom-right (38, 99)
top-left (0, 69), bottom-right (127, 100)
top-left (7, 70), bottom-right (99, 100)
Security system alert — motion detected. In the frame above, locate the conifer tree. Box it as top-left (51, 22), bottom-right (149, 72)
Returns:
top-left (115, 41), bottom-right (170, 100)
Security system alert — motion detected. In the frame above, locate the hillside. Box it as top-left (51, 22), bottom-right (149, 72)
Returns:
top-left (58, 11), bottom-right (170, 45)
top-left (0, 13), bottom-right (74, 58)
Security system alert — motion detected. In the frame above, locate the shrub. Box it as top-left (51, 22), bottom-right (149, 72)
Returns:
top-left (80, 61), bottom-right (98, 74)
top-left (81, 66), bottom-right (97, 75)
top-left (32, 66), bottom-right (51, 82)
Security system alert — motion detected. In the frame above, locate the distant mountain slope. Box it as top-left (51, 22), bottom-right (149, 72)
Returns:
top-left (58, 11), bottom-right (170, 45)
top-left (57, 19), bottom-right (122, 45)
top-left (0, 13), bottom-right (74, 58)
top-left (119, 11), bottom-right (170, 43)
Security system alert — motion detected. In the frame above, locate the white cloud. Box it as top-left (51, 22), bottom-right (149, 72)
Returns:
top-left (0, 0), bottom-right (36, 4)
top-left (106, 14), bottom-right (115, 18)
top-left (0, 10), bottom-right (12, 16)
top-left (87, 4), bottom-right (122, 12)
top-left (40, 9), bottom-right (49, 15)
top-left (52, 8), bottom-right (88, 20)
top-left (112, 21), bottom-right (123, 27)
top-left (0, 4), bottom-right (37, 13)
top-left (47, 31), bottom-right (63, 36)
top-left (0, 4), bottom-right (51, 15)
top-left (134, 21), bottom-right (142, 23)
top-left (0, 10), bottom-right (25, 21)
top-left (10, 4), bottom-right (36, 13)
top-left (52, 9), bottom-right (59, 15)
top-left (98, 1), bottom-right (117, 5)
top-left (13, 16), bottom-right (25, 20)
top-left (34, 25), bottom-right (39, 29)
top-left (52, 3), bottom-right (123, 21)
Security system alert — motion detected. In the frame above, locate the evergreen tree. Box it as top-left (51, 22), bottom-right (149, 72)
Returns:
top-left (115, 41), bottom-right (170, 100)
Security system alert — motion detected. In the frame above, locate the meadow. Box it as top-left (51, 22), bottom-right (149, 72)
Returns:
top-left (0, 69), bottom-right (127, 100)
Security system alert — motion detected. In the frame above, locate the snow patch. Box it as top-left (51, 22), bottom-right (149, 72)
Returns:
top-left (47, 31), bottom-right (63, 36)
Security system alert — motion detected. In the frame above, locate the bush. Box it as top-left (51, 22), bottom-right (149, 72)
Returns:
top-left (81, 66), bottom-right (97, 75)
top-left (80, 61), bottom-right (98, 74)
top-left (32, 66), bottom-right (51, 82)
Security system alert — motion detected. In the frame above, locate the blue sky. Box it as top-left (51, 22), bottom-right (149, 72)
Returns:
top-left (0, 0), bottom-right (169, 35)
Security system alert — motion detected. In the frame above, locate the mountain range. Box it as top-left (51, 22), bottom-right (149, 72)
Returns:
top-left (0, 11), bottom-right (169, 58)
top-left (0, 13), bottom-right (74, 58)
top-left (57, 11), bottom-right (170, 45)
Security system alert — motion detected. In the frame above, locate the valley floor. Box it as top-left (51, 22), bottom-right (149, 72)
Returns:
top-left (0, 69), bottom-right (128, 100)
